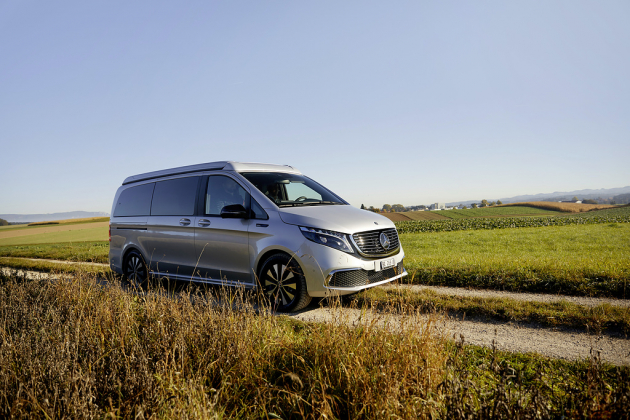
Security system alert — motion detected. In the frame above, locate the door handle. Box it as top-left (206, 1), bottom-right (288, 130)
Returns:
top-left (198, 219), bottom-right (211, 227)
top-left (179, 218), bottom-right (191, 226)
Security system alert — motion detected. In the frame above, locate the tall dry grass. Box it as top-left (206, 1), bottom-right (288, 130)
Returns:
top-left (1, 269), bottom-right (629, 418)
top-left (0, 271), bottom-right (446, 418)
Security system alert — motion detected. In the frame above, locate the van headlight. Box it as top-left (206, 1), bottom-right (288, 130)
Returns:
top-left (299, 226), bottom-right (354, 254)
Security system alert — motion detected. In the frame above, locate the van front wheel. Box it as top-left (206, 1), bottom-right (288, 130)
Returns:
top-left (258, 253), bottom-right (311, 312)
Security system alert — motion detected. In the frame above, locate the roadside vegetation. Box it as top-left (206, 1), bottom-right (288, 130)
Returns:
top-left (1, 269), bottom-right (628, 418)
top-left (401, 223), bottom-right (630, 298)
top-left (0, 257), bottom-right (109, 276)
top-left (356, 287), bottom-right (630, 335)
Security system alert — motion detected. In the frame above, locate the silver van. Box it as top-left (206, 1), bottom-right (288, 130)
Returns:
top-left (109, 162), bottom-right (406, 311)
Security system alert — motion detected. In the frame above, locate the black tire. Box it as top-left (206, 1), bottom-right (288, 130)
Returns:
top-left (123, 250), bottom-right (149, 289)
top-left (258, 253), bottom-right (311, 312)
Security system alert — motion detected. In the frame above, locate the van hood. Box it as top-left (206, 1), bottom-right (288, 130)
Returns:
top-left (277, 205), bottom-right (396, 233)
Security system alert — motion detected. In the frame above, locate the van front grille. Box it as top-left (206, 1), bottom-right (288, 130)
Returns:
top-left (328, 262), bottom-right (404, 288)
top-left (352, 228), bottom-right (400, 256)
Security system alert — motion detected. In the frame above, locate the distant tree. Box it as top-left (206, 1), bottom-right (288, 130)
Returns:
top-left (0, 218), bottom-right (8, 226)
top-left (572, 196), bottom-right (579, 202)
top-left (490, 201), bottom-right (496, 206)
top-left (462, 205), bottom-right (467, 209)
top-left (480, 199), bottom-right (488, 208)
top-left (360, 204), bottom-right (365, 210)
top-left (392, 204), bottom-right (405, 212)
top-left (471, 203), bottom-right (478, 209)
top-left (497, 200), bottom-right (503, 205)
top-left (382, 204), bottom-right (392, 212)
top-left (582, 199), bottom-right (598, 204)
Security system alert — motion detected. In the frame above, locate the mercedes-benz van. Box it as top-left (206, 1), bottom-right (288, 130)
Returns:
top-left (109, 161), bottom-right (406, 311)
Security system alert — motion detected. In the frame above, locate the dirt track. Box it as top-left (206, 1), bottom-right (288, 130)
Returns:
top-left (2, 262), bottom-right (629, 365)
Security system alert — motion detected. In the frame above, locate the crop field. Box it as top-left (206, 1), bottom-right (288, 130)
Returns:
top-left (396, 211), bottom-right (450, 221)
top-left (395, 205), bottom-right (630, 234)
top-left (0, 270), bottom-right (628, 418)
top-left (400, 223), bottom-right (630, 297)
top-left (500, 201), bottom-right (617, 213)
top-left (439, 206), bottom-right (561, 219)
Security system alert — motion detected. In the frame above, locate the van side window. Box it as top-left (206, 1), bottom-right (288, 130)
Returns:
top-left (251, 198), bottom-right (268, 220)
top-left (151, 177), bottom-right (199, 216)
top-left (114, 183), bottom-right (155, 217)
top-left (206, 176), bottom-right (248, 216)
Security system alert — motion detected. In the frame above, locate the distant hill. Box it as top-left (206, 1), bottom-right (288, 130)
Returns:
top-left (497, 186), bottom-right (630, 204)
top-left (0, 211), bottom-right (110, 223)
top-left (446, 186), bottom-right (630, 207)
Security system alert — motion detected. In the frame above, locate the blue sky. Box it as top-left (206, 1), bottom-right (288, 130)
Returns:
top-left (1, 1), bottom-right (629, 214)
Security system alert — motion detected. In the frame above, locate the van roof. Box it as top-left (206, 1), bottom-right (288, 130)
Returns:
top-left (122, 161), bottom-right (301, 185)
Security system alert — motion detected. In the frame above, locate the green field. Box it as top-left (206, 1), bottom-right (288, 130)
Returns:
top-left (401, 223), bottom-right (630, 297)
top-left (0, 241), bottom-right (109, 263)
top-left (0, 225), bottom-right (108, 246)
top-left (0, 217), bottom-right (109, 232)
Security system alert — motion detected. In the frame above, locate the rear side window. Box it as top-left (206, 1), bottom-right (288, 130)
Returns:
top-left (151, 177), bottom-right (199, 216)
top-left (114, 183), bottom-right (155, 217)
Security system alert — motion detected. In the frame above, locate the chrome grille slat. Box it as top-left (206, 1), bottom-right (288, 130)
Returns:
top-left (352, 228), bottom-right (400, 256)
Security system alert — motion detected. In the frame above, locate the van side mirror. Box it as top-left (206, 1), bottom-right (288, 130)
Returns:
top-left (220, 204), bottom-right (248, 219)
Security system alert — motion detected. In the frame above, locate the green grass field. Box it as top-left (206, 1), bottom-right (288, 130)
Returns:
top-left (1, 212), bottom-right (629, 298)
top-left (0, 217), bottom-right (109, 232)
top-left (401, 223), bottom-right (630, 297)
top-left (0, 224), bottom-right (108, 246)
top-left (0, 241), bottom-right (109, 263)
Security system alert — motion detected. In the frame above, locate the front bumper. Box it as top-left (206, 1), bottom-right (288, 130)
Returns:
top-left (296, 239), bottom-right (406, 297)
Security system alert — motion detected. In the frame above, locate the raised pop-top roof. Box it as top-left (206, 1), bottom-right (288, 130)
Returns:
top-left (122, 161), bottom-right (301, 185)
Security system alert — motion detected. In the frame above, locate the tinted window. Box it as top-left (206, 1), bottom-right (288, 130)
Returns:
top-left (205, 176), bottom-right (248, 216)
top-left (251, 198), bottom-right (268, 220)
top-left (114, 183), bottom-right (155, 217)
top-left (151, 177), bottom-right (199, 216)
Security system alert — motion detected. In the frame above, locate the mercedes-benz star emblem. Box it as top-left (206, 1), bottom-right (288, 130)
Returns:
top-left (379, 232), bottom-right (390, 250)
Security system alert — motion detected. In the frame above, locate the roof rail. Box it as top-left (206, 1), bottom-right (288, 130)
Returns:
top-left (122, 161), bottom-right (301, 185)
top-left (122, 161), bottom-right (228, 185)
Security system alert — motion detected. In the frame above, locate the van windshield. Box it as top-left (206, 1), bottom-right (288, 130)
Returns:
top-left (240, 172), bottom-right (346, 207)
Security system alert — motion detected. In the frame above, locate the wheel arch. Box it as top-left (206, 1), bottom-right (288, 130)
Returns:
top-left (254, 248), bottom-right (305, 285)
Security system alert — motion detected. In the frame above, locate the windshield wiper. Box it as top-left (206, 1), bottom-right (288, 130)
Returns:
top-left (279, 201), bottom-right (343, 207)
top-left (302, 201), bottom-right (343, 206)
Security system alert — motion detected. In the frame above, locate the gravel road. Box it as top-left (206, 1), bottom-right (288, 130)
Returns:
top-left (290, 306), bottom-right (630, 365)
